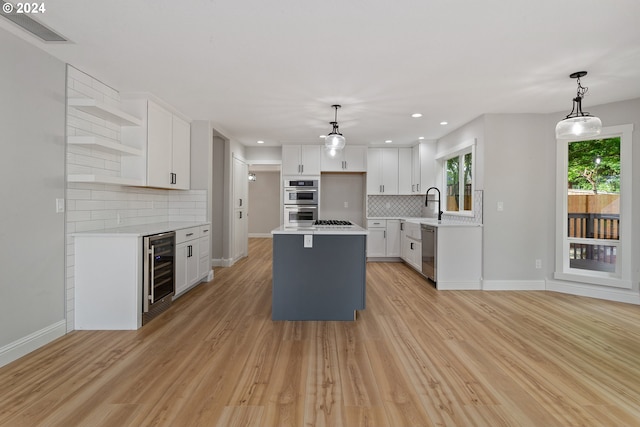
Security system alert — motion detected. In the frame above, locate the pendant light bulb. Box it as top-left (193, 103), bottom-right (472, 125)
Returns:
top-left (324, 105), bottom-right (346, 151)
top-left (556, 71), bottom-right (602, 139)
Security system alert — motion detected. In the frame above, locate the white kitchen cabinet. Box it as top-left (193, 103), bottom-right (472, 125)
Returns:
top-left (419, 141), bottom-right (436, 192)
top-left (400, 221), bottom-right (422, 271)
top-left (398, 147), bottom-right (413, 195)
top-left (175, 226), bottom-right (201, 296)
top-left (366, 219), bottom-right (401, 259)
top-left (412, 144), bottom-right (421, 194)
top-left (282, 145), bottom-right (321, 176)
top-left (321, 146), bottom-right (367, 172)
top-left (198, 225), bottom-right (211, 280)
top-left (367, 148), bottom-right (399, 194)
top-left (122, 98), bottom-right (191, 189)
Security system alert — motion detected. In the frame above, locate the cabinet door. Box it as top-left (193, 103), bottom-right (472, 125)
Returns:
top-left (412, 144), bottom-right (421, 194)
top-left (233, 157), bottom-right (248, 209)
top-left (300, 145), bottom-right (321, 175)
top-left (146, 101), bottom-right (173, 188)
top-left (171, 115), bottom-right (191, 190)
top-left (186, 240), bottom-right (199, 286)
top-left (343, 146), bottom-right (367, 171)
top-left (282, 145), bottom-right (301, 175)
top-left (233, 209), bottom-right (248, 261)
top-left (367, 148), bottom-right (383, 194)
top-left (386, 220), bottom-right (401, 257)
top-left (420, 141), bottom-right (436, 192)
top-left (398, 148), bottom-right (412, 195)
top-left (366, 228), bottom-right (386, 257)
top-left (321, 147), bottom-right (343, 171)
top-left (198, 235), bottom-right (210, 280)
top-left (381, 148), bottom-right (399, 194)
top-left (175, 242), bottom-right (189, 295)
top-left (400, 222), bottom-right (408, 261)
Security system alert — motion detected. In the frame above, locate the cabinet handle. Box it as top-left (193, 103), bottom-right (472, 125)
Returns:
top-left (383, 230), bottom-right (386, 239)
top-left (203, 229), bottom-right (209, 233)
top-left (410, 242), bottom-right (414, 250)
top-left (400, 222), bottom-right (404, 231)
top-left (186, 232), bottom-right (194, 237)
top-left (382, 185), bottom-right (385, 193)
top-left (301, 164), bottom-right (304, 174)
top-left (239, 198), bottom-right (243, 207)
top-left (417, 184), bottom-right (420, 193)
top-left (239, 211), bottom-right (243, 219)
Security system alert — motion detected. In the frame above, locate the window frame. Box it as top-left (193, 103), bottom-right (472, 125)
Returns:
top-left (554, 124), bottom-right (633, 288)
top-left (436, 139), bottom-right (476, 217)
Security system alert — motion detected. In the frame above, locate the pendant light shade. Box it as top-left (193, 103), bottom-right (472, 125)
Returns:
top-left (555, 71), bottom-right (602, 139)
top-left (324, 105), bottom-right (346, 153)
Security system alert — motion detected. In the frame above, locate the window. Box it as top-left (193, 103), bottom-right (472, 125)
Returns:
top-left (439, 141), bottom-right (475, 215)
top-left (555, 125), bottom-right (633, 288)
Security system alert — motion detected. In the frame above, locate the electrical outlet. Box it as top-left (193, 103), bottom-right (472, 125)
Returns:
top-left (55, 198), bottom-right (65, 213)
top-left (304, 234), bottom-right (313, 248)
top-left (497, 201), bottom-right (504, 211)
top-left (344, 201), bottom-right (348, 208)
top-left (535, 259), bottom-right (542, 269)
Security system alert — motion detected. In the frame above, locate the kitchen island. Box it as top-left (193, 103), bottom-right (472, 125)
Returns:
top-left (271, 224), bottom-right (368, 321)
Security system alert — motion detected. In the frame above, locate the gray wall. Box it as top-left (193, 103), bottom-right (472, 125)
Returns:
top-left (483, 114), bottom-right (554, 282)
top-left (248, 171), bottom-right (281, 235)
top-left (0, 29), bottom-right (66, 361)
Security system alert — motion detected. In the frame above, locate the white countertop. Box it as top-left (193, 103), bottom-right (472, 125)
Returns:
top-left (72, 221), bottom-right (210, 237)
top-left (272, 224), bottom-right (368, 235)
top-left (368, 217), bottom-right (482, 227)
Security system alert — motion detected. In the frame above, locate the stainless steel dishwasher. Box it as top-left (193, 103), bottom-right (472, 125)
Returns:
top-left (421, 225), bottom-right (437, 283)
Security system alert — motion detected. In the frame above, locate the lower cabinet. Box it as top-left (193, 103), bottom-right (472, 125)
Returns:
top-left (367, 219), bottom-right (401, 259)
top-left (175, 225), bottom-right (211, 297)
top-left (400, 221), bottom-right (422, 271)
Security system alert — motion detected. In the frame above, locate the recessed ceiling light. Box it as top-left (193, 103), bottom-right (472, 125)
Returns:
top-left (418, 136), bottom-right (425, 140)
top-left (440, 121), bottom-right (448, 126)
top-left (385, 140), bottom-right (392, 144)
top-left (411, 113), bottom-right (423, 118)
top-left (257, 140), bottom-right (264, 144)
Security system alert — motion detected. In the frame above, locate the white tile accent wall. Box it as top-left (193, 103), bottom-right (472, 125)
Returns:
top-left (368, 195), bottom-right (424, 217)
top-left (65, 66), bottom-right (205, 332)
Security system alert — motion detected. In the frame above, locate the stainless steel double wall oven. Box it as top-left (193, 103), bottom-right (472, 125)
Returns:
top-left (283, 179), bottom-right (318, 225)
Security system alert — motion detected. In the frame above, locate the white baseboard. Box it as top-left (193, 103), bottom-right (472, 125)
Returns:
top-left (483, 280), bottom-right (546, 291)
top-left (546, 279), bottom-right (640, 305)
top-left (211, 258), bottom-right (233, 267)
top-left (248, 233), bottom-right (272, 238)
top-left (0, 320), bottom-right (66, 368)
top-left (437, 280), bottom-right (482, 290)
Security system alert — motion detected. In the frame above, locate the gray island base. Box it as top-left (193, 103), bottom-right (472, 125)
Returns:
top-left (271, 227), bottom-right (367, 321)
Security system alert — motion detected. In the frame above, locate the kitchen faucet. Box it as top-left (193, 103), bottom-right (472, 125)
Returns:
top-left (425, 187), bottom-right (443, 221)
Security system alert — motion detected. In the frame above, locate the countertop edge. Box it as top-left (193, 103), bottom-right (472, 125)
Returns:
top-left (72, 221), bottom-right (211, 237)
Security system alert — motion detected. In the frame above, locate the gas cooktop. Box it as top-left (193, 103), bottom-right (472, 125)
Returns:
top-left (314, 220), bottom-right (353, 226)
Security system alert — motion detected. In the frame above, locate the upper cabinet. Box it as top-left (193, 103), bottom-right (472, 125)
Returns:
top-left (367, 148), bottom-right (399, 195)
top-left (398, 147), bottom-right (413, 195)
top-left (321, 146), bottom-right (367, 172)
top-left (282, 145), bottom-right (321, 176)
top-left (122, 98), bottom-right (191, 189)
top-left (419, 141), bottom-right (436, 192)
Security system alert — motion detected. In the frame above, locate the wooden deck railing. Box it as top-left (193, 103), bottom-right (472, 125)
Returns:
top-left (568, 213), bottom-right (619, 270)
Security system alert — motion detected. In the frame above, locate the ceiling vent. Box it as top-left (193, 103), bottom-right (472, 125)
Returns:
top-left (1, 1), bottom-right (68, 42)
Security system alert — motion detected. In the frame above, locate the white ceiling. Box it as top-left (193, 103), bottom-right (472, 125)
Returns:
top-left (3, 0), bottom-right (640, 147)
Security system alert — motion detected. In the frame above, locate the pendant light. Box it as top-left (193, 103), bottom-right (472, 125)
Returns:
top-left (324, 105), bottom-right (346, 153)
top-left (555, 71), bottom-right (602, 139)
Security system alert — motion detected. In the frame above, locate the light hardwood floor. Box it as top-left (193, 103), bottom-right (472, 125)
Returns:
top-left (2, 238), bottom-right (640, 426)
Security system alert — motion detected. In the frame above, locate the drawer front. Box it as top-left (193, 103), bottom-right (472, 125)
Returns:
top-left (199, 224), bottom-right (211, 238)
top-left (404, 222), bottom-right (422, 240)
top-left (176, 226), bottom-right (199, 244)
top-left (367, 219), bottom-right (386, 228)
